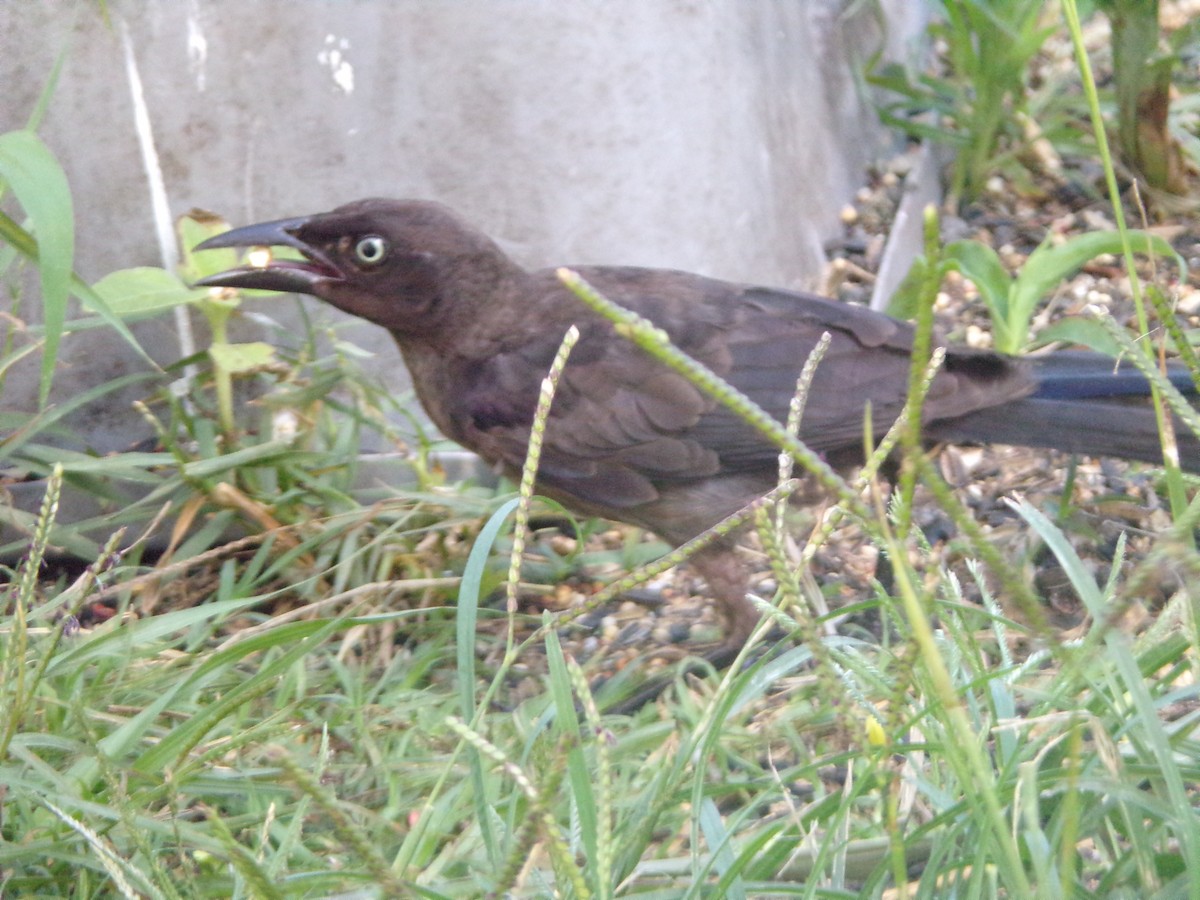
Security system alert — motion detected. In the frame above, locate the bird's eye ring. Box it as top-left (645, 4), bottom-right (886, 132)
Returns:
top-left (354, 235), bottom-right (389, 266)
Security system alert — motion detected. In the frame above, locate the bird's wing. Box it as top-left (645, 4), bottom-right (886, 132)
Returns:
top-left (453, 311), bottom-right (721, 509)
top-left (691, 287), bottom-right (1032, 465)
top-left (452, 272), bottom-right (1030, 508)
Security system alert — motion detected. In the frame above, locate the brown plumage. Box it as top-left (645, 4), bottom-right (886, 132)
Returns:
top-left (196, 198), bottom-right (1197, 663)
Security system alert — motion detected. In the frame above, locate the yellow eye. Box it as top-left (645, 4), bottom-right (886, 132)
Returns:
top-left (354, 235), bottom-right (388, 266)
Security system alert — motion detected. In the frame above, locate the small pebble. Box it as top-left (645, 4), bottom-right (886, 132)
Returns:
top-left (965, 324), bottom-right (991, 348)
top-left (1176, 288), bottom-right (1200, 315)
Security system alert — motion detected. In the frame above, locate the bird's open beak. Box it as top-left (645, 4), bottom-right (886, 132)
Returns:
top-left (193, 215), bottom-right (340, 294)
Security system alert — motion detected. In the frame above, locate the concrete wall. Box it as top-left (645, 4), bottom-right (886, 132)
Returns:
top-left (1, 0), bottom-right (927, 454)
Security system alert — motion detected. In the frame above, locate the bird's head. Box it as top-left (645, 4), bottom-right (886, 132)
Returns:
top-left (194, 198), bottom-right (514, 337)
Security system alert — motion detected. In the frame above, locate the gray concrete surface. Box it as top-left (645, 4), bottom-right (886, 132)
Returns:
top-left (1, 0), bottom-right (929, 546)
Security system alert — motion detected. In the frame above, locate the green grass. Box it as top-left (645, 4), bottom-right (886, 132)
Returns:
top-left (6, 467), bottom-right (1200, 896)
top-left (4, 2), bottom-right (1200, 896)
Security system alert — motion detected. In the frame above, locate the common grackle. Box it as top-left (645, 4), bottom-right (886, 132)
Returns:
top-left (196, 198), bottom-right (1199, 663)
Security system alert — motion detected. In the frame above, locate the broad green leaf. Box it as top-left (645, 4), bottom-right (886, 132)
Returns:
top-left (1011, 230), bottom-right (1187, 333)
top-left (92, 266), bottom-right (205, 318)
top-left (0, 130), bottom-right (73, 407)
top-left (944, 240), bottom-right (1016, 348)
top-left (1030, 315), bottom-right (1124, 355)
top-left (944, 240), bottom-right (1013, 315)
top-left (209, 341), bottom-right (277, 374)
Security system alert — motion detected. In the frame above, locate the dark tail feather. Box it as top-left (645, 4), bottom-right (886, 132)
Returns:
top-left (930, 397), bottom-right (1200, 471)
top-left (928, 351), bottom-right (1200, 472)
top-left (1026, 350), bottom-right (1197, 400)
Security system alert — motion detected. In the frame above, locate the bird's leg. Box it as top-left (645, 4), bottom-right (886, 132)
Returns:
top-left (690, 542), bottom-right (759, 669)
top-left (595, 543), bottom-right (764, 713)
